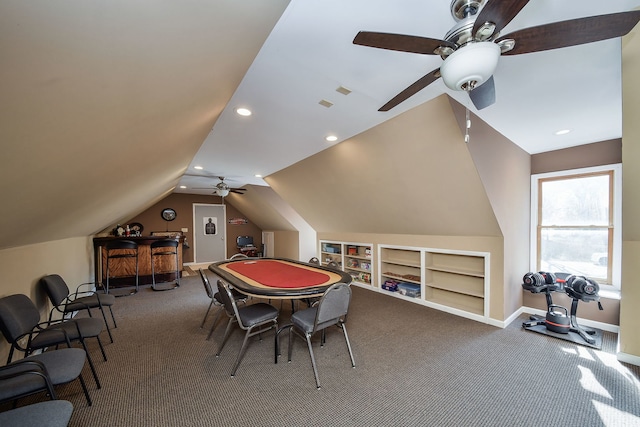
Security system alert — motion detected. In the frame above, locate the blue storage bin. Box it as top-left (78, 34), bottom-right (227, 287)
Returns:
top-left (397, 282), bottom-right (420, 298)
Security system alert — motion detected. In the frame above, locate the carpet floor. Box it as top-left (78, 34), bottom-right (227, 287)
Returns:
top-left (4, 274), bottom-right (640, 426)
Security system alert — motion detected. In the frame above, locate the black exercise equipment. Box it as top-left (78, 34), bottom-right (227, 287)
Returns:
top-left (522, 271), bottom-right (603, 346)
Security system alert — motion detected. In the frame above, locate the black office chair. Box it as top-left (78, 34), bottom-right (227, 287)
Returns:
top-left (0, 294), bottom-right (105, 391)
top-left (288, 282), bottom-right (355, 389)
top-left (0, 348), bottom-right (91, 407)
top-left (105, 240), bottom-right (139, 296)
top-left (0, 399), bottom-right (74, 426)
top-left (40, 274), bottom-right (117, 343)
top-left (198, 269), bottom-right (247, 340)
top-left (215, 279), bottom-right (279, 376)
top-left (150, 239), bottom-right (180, 291)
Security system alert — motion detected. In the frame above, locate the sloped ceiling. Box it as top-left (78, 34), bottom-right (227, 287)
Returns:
top-left (0, 0), bottom-right (289, 250)
top-left (266, 95), bottom-right (502, 237)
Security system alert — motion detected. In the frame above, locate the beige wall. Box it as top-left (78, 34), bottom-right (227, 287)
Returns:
top-left (531, 139), bottom-right (622, 174)
top-left (272, 231), bottom-right (300, 259)
top-left (620, 23), bottom-right (640, 360)
top-left (450, 99), bottom-right (531, 320)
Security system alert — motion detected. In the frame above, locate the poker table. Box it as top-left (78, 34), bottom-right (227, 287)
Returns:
top-left (208, 257), bottom-right (352, 299)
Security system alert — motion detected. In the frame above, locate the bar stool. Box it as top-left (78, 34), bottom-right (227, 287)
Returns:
top-left (150, 239), bottom-right (180, 291)
top-left (105, 240), bottom-right (139, 296)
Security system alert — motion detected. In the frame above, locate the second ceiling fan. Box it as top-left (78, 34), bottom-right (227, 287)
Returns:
top-left (194, 177), bottom-right (246, 197)
top-left (353, 0), bottom-right (640, 111)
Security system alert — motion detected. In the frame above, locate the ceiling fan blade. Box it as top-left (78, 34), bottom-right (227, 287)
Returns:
top-left (353, 31), bottom-right (454, 55)
top-left (468, 76), bottom-right (496, 110)
top-left (230, 189), bottom-right (246, 194)
top-left (472, 0), bottom-right (531, 38)
top-left (498, 11), bottom-right (640, 56)
top-left (379, 68), bottom-right (441, 112)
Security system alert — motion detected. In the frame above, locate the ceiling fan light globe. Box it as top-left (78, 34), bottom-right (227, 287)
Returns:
top-left (440, 42), bottom-right (500, 91)
top-left (216, 189), bottom-right (230, 197)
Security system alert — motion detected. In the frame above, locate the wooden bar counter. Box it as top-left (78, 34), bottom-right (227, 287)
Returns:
top-left (93, 236), bottom-right (184, 289)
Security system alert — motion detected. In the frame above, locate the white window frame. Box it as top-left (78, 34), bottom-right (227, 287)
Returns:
top-left (530, 164), bottom-right (622, 291)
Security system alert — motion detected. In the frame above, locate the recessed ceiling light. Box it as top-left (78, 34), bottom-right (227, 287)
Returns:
top-left (179, 185), bottom-right (186, 189)
top-left (236, 107), bottom-right (252, 116)
top-left (325, 135), bottom-right (338, 142)
top-left (554, 129), bottom-right (572, 136)
top-left (194, 166), bottom-right (204, 170)
top-left (254, 174), bottom-right (262, 178)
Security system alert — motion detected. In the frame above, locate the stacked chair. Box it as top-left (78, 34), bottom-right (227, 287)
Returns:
top-left (0, 400), bottom-right (73, 427)
top-left (0, 294), bottom-right (105, 404)
top-left (40, 274), bottom-right (117, 343)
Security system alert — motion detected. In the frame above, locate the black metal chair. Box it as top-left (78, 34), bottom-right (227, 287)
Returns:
top-left (198, 269), bottom-right (247, 340)
top-left (287, 282), bottom-right (355, 389)
top-left (0, 399), bottom-right (74, 426)
top-left (215, 279), bottom-right (279, 376)
top-left (150, 239), bottom-right (180, 291)
top-left (105, 240), bottom-right (139, 296)
top-left (0, 294), bottom-right (105, 391)
top-left (229, 253), bottom-right (249, 260)
top-left (308, 257), bottom-right (320, 265)
top-left (40, 274), bottom-right (117, 343)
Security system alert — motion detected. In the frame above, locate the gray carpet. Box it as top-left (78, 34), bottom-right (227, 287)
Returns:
top-left (5, 275), bottom-right (640, 426)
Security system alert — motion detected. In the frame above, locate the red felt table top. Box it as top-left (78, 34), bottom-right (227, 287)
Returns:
top-left (225, 259), bottom-right (331, 288)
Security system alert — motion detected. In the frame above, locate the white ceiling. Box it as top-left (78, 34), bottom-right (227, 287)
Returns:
top-left (177, 0), bottom-right (640, 194)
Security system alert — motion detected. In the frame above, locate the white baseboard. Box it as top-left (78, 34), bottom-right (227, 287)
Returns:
top-left (617, 351), bottom-right (640, 367)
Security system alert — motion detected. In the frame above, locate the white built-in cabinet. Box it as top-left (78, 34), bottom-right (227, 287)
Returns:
top-left (319, 240), bottom-right (490, 323)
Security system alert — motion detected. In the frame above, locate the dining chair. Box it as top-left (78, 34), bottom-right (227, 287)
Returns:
top-left (0, 294), bottom-right (105, 390)
top-left (308, 257), bottom-right (320, 265)
top-left (0, 347), bottom-right (92, 406)
top-left (287, 282), bottom-right (355, 389)
top-left (0, 399), bottom-right (74, 426)
top-left (40, 274), bottom-right (117, 343)
top-left (215, 279), bottom-right (279, 376)
top-left (198, 269), bottom-right (247, 340)
top-left (229, 253), bottom-right (249, 260)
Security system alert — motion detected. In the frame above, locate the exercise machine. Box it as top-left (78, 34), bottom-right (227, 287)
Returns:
top-left (522, 272), bottom-right (603, 345)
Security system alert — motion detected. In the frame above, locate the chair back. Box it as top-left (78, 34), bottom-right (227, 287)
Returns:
top-left (150, 239), bottom-right (179, 250)
top-left (0, 295), bottom-right (40, 343)
top-left (198, 269), bottom-right (214, 299)
top-left (314, 283), bottom-right (351, 331)
top-left (229, 253), bottom-right (248, 260)
top-left (326, 260), bottom-right (340, 270)
top-left (216, 280), bottom-right (241, 320)
top-left (39, 274), bottom-right (70, 307)
top-left (308, 257), bottom-right (320, 265)
top-left (106, 240), bottom-right (138, 251)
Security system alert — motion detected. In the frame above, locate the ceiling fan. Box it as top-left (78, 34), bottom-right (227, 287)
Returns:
top-left (194, 177), bottom-right (246, 197)
top-left (353, 0), bottom-right (640, 112)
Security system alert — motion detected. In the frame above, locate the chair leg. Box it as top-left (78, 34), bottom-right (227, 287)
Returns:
top-left (201, 301), bottom-right (214, 328)
top-left (94, 307), bottom-right (114, 343)
top-left (305, 333), bottom-right (321, 389)
top-left (341, 323), bottom-right (356, 368)
top-left (96, 335), bottom-right (107, 362)
top-left (77, 372), bottom-right (93, 407)
top-left (79, 340), bottom-right (101, 389)
top-left (215, 319), bottom-right (235, 357)
top-left (206, 308), bottom-right (224, 341)
top-left (108, 306), bottom-right (117, 328)
top-left (230, 330), bottom-right (253, 377)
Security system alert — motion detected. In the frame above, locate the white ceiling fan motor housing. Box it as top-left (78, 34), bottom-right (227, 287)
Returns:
top-left (440, 42), bottom-right (501, 91)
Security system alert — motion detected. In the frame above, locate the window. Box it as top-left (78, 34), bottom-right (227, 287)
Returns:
top-left (531, 164), bottom-right (621, 289)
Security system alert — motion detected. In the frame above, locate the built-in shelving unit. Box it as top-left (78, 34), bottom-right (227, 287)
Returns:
top-left (378, 244), bottom-right (489, 322)
top-left (318, 241), bottom-right (489, 322)
top-left (319, 241), bottom-right (373, 287)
